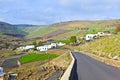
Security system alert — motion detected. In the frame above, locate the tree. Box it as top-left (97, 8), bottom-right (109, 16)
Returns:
top-left (32, 41), bottom-right (37, 45)
top-left (70, 36), bottom-right (77, 44)
top-left (38, 41), bottom-right (43, 46)
top-left (116, 26), bottom-right (120, 32)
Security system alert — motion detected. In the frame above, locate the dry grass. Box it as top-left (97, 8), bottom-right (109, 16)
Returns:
top-left (76, 34), bottom-right (120, 67)
top-left (79, 34), bottom-right (120, 58)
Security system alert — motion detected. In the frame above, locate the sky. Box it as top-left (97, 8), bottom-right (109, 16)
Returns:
top-left (0, 0), bottom-right (120, 25)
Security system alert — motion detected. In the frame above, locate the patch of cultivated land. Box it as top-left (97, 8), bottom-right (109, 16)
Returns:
top-left (20, 53), bottom-right (59, 64)
top-left (4, 50), bottom-right (71, 80)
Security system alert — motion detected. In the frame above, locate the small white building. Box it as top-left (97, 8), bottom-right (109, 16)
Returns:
top-left (86, 34), bottom-right (97, 41)
top-left (17, 45), bottom-right (35, 51)
top-left (86, 32), bottom-right (112, 41)
top-left (47, 45), bottom-right (52, 49)
top-left (17, 46), bottom-right (26, 50)
top-left (36, 43), bottom-right (57, 52)
top-left (57, 42), bottom-right (65, 47)
top-left (98, 32), bottom-right (105, 36)
top-left (0, 67), bottom-right (6, 80)
top-left (50, 43), bottom-right (57, 48)
top-left (36, 46), bottom-right (48, 52)
top-left (98, 32), bottom-right (111, 36)
top-left (25, 45), bottom-right (35, 50)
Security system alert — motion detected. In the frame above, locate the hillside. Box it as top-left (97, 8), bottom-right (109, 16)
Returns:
top-left (24, 19), bottom-right (120, 40)
top-left (0, 21), bottom-right (26, 38)
top-left (1, 19), bottom-right (120, 40)
top-left (78, 34), bottom-right (120, 59)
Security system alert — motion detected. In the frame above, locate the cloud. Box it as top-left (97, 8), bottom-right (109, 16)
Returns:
top-left (0, 0), bottom-right (120, 24)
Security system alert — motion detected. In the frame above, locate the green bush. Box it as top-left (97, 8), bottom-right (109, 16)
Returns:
top-left (57, 40), bottom-right (70, 45)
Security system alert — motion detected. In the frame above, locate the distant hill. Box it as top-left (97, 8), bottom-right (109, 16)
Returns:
top-left (0, 19), bottom-right (120, 39)
top-left (0, 21), bottom-right (26, 37)
top-left (13, 24), bottom-right (43, 27)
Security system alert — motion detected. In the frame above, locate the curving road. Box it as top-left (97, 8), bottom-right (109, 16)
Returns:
top-left (72, 52), bottom-right (120, 80)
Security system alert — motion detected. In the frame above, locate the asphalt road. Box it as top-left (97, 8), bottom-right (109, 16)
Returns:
top-left (72, 52), bottom-right (120, 80)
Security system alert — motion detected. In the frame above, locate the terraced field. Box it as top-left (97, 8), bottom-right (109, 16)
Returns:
top-left (4, 51), bottom-right (71, 80)
top-left (20, 53), bottom-right (59, 64)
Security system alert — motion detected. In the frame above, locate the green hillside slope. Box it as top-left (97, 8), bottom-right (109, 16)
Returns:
top-left (0, 21), bottom-right (26, 38)
top-left (79, 34), bottom-right (120, 58)
top-left (24, 26), bottom-right (58, 38)
top-left (23, 19), bottom-right (120, 40)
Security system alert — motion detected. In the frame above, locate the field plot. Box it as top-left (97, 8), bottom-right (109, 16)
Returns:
top-left (20, 54), bottom-right (59, 64)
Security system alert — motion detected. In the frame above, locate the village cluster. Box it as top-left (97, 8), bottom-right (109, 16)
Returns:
top-left (17, 42), bottom-right (66, 52)
top-left (85, 32), bottom-right (111, 41)
top-left (17, 32), bottom-right (111, 52)
top-left (0, 32), bottom-right (112, 80)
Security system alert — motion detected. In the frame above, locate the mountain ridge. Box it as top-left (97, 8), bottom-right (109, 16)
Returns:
top-left (0, 21), bottom-right (26, 37)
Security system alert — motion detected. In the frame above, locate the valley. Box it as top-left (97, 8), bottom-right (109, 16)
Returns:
top-left (0, 19), bottom-right (120, 80)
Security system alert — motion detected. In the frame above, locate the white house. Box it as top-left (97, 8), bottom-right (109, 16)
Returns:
top-left (0, 67), bottom-right (6, 80)
top-left (36, 45), bottom-right (48, 52)
top-left (86, 31), bottom-right (112, 41)
top-left (25, 45), bottom-right (35, 50)
top-left (47, 45), bottom-right (52, 49)
top-left (98, 32), bottom-right (106, 36)
top-left (57, 42), bottom-right (65, 47)
top-left (86, 34), bottom-right (98, 41)
top-left (98, 32), bottom-right (111, 36)
top-left (17, 46), bottom-right (26, 50)
top-left (50, 43), bottom-right (57, 48)
top-left (36, 43), bottom-right (58, 52)
top-left (17, 45), bottom-right (35, 51)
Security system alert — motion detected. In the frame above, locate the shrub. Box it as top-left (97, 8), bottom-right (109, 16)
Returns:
top-left (116, 26), bottom-right (120, 32)
top-left (38, 41), bottom-right (43, 46)
top-left (70, 36), bottom-right (77, 44)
